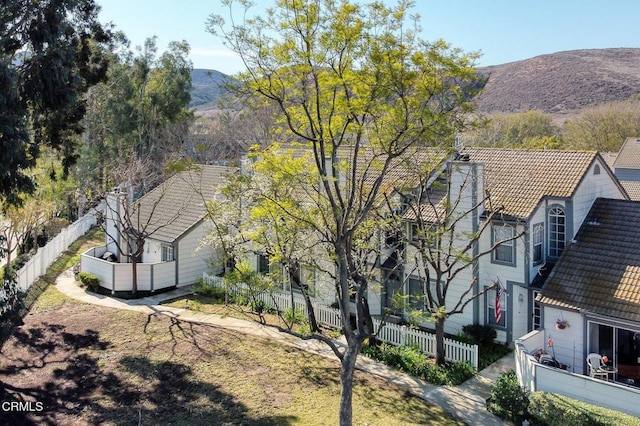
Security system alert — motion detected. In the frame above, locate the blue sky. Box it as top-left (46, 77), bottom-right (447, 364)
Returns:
top-left (97, 0), bottom-right (640, 75)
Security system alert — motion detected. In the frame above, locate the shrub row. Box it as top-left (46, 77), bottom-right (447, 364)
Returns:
top-left (361, 341), bottom-right (474, 385)
top-left (488, 371), bottom-right (640, 425)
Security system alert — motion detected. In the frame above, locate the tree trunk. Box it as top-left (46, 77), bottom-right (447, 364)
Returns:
top-left (131, 258), bottom-right (138, 296)
top-left (301, 290), bottom-right (320, 333)
top-left (339, 340), bottom-right (359, 426)
top-left (435, 316), bottom-right (446, 366)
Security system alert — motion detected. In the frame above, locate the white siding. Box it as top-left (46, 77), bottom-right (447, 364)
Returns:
top-left (542, 306), bottom-right (584, 374)
top-left (572, 159), bottom-right (627, 237)
top-left (143, 239), bottom-right (163, 263)
top-left (177, 221), bottom-right (219, 287)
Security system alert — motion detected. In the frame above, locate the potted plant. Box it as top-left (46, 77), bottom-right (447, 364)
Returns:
top-left (555, 319), bottom-right (568, 330)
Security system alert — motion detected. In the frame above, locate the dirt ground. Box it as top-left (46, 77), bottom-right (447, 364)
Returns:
top-left (0, 294), bottom-right (460, 426)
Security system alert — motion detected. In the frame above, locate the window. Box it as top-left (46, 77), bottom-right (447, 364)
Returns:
top-left (593, 164), bottom-right (601, 175)
top-left (532, 290), bottom-right (542, 330)
top-left (408, 277), bottom-right (425, 311)
top-left (257, 253), bottom-right (269, 274)
top-left (548, 207), bottom-right (566, 258)
top-left (487, 286), bottom-right (506, 328)
top-left (532, 223), bottom-right (544, 264)
top-left (410, 223), bottom-right (420, 243)
top-left (289, 263), bottom-right (315, 296)
top-left (161, 244), bottom-right (174, 262)
top-left (493, 224), bottom-right (515, 265)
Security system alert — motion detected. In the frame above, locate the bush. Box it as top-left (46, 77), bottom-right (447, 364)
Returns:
top-left (77, 272), bottom-right (100, 292)
top-left (192, 278), bottom-right (225, 300)
top-left (360, 342), bottom-right (474, 385)
top-left (283, 308), bottom-right (306, 325)
top-left (487, 370), bottom-right (529, 424)
top-left (461, 324), bottom-right (497, 346)
top-left (249, 298), bottom-right (266, 314)
top-left (529, 391), bottom-right (640, 426)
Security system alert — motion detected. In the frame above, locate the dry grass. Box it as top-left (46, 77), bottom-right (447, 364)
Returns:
top-left (0, 284), bottom-right (462, 425)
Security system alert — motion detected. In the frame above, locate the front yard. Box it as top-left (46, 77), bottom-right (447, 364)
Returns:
top-left (0, 284), bottom-right (462, 425)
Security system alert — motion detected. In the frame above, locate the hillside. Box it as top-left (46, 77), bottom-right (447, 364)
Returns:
top-left (189, 68), bottom-right (233, 110)
top-left (190, 48), bottom-right (640, 117)
top-left (475, 48), bottom-right (640, 116)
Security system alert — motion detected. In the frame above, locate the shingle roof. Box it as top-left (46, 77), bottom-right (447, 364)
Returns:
top-left (462, 148), bottom-right (599, 219)
top-left (130, 165), bottom-right (237, 243)
top-left (537, 198), bottom-right (640, 322)
top-left (613, 137), bottom-right (640, 169)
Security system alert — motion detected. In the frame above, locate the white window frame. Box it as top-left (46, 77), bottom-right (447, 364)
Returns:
top-left (492, 223), bottom-right (516, 266)
top-left (532, 222), bottom-right (544, 265)
top-left (161, 244), bottom-right (174, 262)
top-left (548, 206), bottom-right (566, 258)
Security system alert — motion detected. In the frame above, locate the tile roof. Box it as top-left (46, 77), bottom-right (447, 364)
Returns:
top-left (462, 148), bottom-right (599, 219)
top-left (620, 180), bottom-right (640, 201)
top-left (130, 165), bottom-right (237, 243)
top-left (613, 137), bottom-right (640, 169)
top-left (537, 198), bottom-right (640, 322)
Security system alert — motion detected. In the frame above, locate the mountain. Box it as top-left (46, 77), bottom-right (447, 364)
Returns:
top-left (475, 48), bottom-right (640, 117)
top-left (189, 69), bottom-right (233, 111)
top-left (190, 48), bottom-right (640, 117)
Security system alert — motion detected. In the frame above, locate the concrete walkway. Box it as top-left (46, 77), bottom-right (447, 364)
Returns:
top-left (56, 269), bottom-right (513, 425)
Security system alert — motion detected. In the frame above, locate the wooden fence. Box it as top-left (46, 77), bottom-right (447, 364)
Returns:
top-left (203, 273), bottom-right (478, 369)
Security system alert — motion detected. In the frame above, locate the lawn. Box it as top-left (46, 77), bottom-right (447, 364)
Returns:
top-left (1, 253), bottom-right (462, 425)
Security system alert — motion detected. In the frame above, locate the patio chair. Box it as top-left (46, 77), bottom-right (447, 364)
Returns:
top-left (587, 353), bottom-right (608, 380)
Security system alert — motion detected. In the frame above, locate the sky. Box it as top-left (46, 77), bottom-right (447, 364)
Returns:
top-left (97, 0), bottom-right (640, 76)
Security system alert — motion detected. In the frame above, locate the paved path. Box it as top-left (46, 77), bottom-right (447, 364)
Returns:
top-left (56, 269), bottom-right (512, 425)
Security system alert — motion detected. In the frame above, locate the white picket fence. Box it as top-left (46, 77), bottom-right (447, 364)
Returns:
top-left (16, 212), bottom-right (97, 292)
top-left (203, 272), bottom-right (478, 369)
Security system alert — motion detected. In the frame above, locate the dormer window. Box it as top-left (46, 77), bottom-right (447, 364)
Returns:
top-left (548, 206), bottom-right (566, 258)
top-left (532, 223), bottom-right (544, 264)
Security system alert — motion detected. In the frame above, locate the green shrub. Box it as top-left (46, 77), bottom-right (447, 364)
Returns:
top-left (529, 392), bottom-right (640, 426)
top-left (487, 370), bottom-right (529, 424)
top-left (461, 324), bottom-right (497, 346)
top-left (249, 298), bottom-right (266, 314)
top-left (283, 308), bottom-right (306, 325)
top-left (77, 272), bottom-right (100, 292)
top-left (360, 342), bottom-right (474, 385)
top-left (192, 278), bottom-right (225, 299)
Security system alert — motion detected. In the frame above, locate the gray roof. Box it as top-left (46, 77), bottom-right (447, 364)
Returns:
top-left (538, 198), bottom-right (640, 322)
top-left (131, 165), bottom-right (237, 243)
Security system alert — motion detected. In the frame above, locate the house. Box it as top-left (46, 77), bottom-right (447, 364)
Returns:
top-left (368, 148), bottom-right (628, 344)
top-left (536, 198), bottom-right (640, 383)
top-left (514, 198), bottom-right (640, 417)
top-left (238, 145), bottom-right (628, 345)
top-left (81, 164), bottom-right (237, 292)
top-left (610, 137), bottom-right (640, 200)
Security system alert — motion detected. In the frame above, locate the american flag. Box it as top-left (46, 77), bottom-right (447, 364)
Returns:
top-left (495, 285), bottom-right (503, 324)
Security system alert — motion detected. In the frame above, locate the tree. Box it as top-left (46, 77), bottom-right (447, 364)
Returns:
top-left (80, 37), bottom-right (194, 195)
top-left (209, 1), bottom-right (481, 423)
top-left (0, 0), bottom-right (113, 203)
top-left (395, 155), bottom-right (523, 365)
top-left (562, 97), bottom-right (640, 152)
top-left (463, 110), bottom-right (562, 148)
